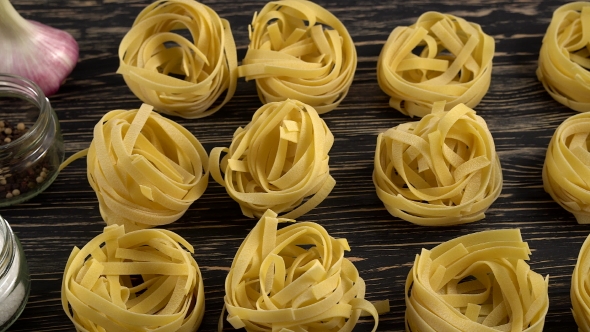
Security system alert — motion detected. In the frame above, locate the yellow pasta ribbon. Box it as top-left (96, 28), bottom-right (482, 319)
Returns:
top-left (377, 12), bottom-right (494, 118)
top-left (542, 112), bottom-right (590, 224)
top-left (220, 209), bottom-right (388, 331)
top-left (373, 102), bottom-right (502, 226)
top-left (60, 104), bottom-right (209, 230)
top-left (238, 0), bottom-right (357, 114)
top-left (118, 0), bottom-right (238, 119)
top-left (537, 2), bottom-right (590, 112)
top-left (572, 233), bottom-right (590, 331)
top-left (210, 99), bottom-right (335, 219)
top-left (62, 224), bottom-right (205, 332)
top-left (406, 229), bottom-right (549, 332)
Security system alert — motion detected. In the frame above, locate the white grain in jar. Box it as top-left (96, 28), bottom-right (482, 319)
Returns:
top-left (0, 215), bottom-right (30, 331)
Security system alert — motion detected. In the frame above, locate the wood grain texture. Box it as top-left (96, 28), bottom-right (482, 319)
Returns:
top-left (1, 0), bottom-right (586, 331)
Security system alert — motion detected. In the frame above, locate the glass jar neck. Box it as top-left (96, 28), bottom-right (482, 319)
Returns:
top-left (0, 74), bottom-right (55, 172)
top-left (0, 215), bottom-right (15, 282)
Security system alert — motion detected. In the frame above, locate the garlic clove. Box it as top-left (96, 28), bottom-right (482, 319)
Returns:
top-left (0, 0), bottom-right (79, 96)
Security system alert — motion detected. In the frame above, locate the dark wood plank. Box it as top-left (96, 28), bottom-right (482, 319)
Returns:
top-left (1, 0), bottom-right (586, 331)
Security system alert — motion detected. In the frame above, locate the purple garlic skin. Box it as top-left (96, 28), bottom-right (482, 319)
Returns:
top-left (0, 0), bottom-right (79, 96)
top-left (4, 21), bottom-right (79, 96)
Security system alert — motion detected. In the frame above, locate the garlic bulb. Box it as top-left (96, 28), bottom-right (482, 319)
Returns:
top-left (0, 0), bottom-right (78, 96)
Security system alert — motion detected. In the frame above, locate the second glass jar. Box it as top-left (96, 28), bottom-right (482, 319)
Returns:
top-left (0, 73), bottom-right (64, 207)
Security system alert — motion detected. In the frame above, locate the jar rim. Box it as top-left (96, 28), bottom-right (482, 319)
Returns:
top-left (0, 73), bottom-right (50, 151)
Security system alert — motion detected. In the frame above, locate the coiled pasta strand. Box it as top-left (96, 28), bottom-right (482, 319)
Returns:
top-left (221, 209), bottom-right (388, 331)
top-left (62, 224), bottom-right (205, 332)
top-left (373, 102), bottom-right (502, 226)
top-left (537, 2), bottom-right (590, 112)
top-left (406, 229), bottom-right (549, 332)
top-left (239, 0), bottom-right (357, 114)
top-left (377, 12), bottom-right (494, 118)
top-left (60, 104), bottom-right (209, 230)
top-left (210, 99), bottom-right (335, 219)
top-left (543, 112), bottom-right (590, 224)
top-left (118, 0), bottom-right (238, 118)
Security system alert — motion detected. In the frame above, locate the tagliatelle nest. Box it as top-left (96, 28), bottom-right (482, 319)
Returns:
top-left (537, 2), bottom-right (590, 112)
top-left (373, 102), bottom-right (502, 226)
top-left (220, 210), bottom-right (388, 331)
top-left (210, 99), bottom-right (335, 219)
top-left (238, 0), bottom-right (357, 114)
top-left (377, 11), bottom-right (494, 118)
top-left (62, 224), bottom-right (205, 332)
top-left (61, 104), bottom-right (209, 231)
top-left (572, 233), bottom-right (590, 331)
top-left (405, 229), bottom-right (549, 332)
top-left (118, 0), bottom-right (237, 118)
top-left (543, 112), bottom-right (590, 224)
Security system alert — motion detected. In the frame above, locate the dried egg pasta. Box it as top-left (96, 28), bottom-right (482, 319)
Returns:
top-left (373, 102), bottom-right (502, 226)
top-left (210, 99), bottom-right (335, 219)
top-left (62, 224), bottom-right (205, 332)
top-left (537, 2), bottom-right (590, 112)
top-left (60, 104), bottom-right (209, 230)
top-left (572, 233), bottom-right (590, 331)
top-left (220, 209), bottom-right (388, 331)
top-left (377, 12), bottom-right (494, 118)
top-left (406, 229), bottom-right (549, 332)
top-left (238, 0), bottom-right (357, 114)
top-left (543, 112), bottom-right (590, 224)
top-left (118, 0), bottom-right (237, 118)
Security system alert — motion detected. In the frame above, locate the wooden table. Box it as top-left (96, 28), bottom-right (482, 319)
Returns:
top-left (2, 0), bottom-right (585, 331)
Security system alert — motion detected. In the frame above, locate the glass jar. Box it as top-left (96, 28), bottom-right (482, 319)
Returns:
top-left (0, 215), bottom-right (30, 331)
top-left (0, 74), bottom-right (64, 207)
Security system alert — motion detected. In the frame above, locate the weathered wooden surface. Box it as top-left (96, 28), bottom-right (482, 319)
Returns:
top-left (1, 0), bottom-right (585, 331)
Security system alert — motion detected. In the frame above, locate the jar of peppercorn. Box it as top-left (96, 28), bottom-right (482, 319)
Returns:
top-left (0, 74), bottom-right (64, 207)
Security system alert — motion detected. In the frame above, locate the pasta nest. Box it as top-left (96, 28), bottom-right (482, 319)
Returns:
top-left (64, 104), bottom-right (209, 231)
top-left (537, 2), bottom-right (590, 112)
top-left (405, 229), bottom-right (549, 332)
top-left (543, 112), bottom-right (590, 224)
top-left (210, 99), bottom-right (335, 219)
top-left (238, 0), bottom-right (357, 114)
top-left (221, 209), bottom-right (387, 331)
top-left (373, 102), bottom-right (502, 226)
top-left (62, 224), bottom-right (205, 332)
top-left (118, 0), bottom-right (238, 119)
top-left (572, 233), bottom-right (590, 331)
top-left (377, 12), bottom-right (494, 118)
